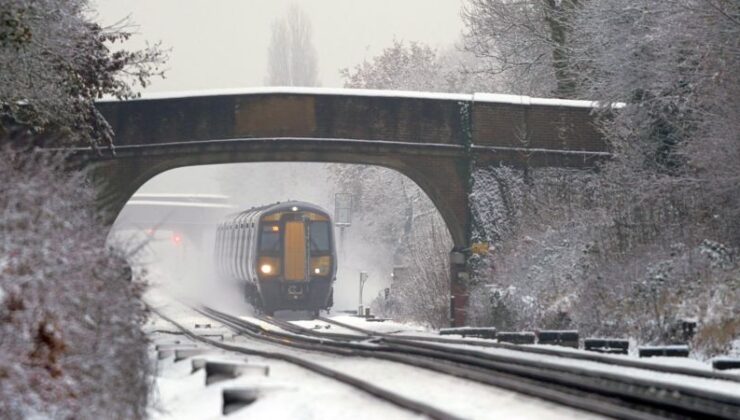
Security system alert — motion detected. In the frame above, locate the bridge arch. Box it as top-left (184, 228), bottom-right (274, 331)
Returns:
top-left (94, 139), bottom-right (469, 248)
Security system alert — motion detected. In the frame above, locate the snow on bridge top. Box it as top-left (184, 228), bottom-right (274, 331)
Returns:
top-left (99, 86), bottom-right (619, 109)
top-left (127, 193), bottom-right (234, 209)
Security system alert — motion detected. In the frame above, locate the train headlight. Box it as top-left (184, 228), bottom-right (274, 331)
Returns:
top-left (260, 264), bottom-right (273, 274)
top-left (314, 268), bottom-right (321, 274)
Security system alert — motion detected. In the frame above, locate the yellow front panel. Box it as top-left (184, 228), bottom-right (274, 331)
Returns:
top-left (284, 221), bottom-right (306, 281)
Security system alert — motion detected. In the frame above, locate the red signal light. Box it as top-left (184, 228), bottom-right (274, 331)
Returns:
top-left (172, 233), bottom-right (182, 245)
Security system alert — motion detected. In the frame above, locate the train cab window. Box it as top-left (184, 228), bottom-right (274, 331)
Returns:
top-left (309, 221), bottom-right (330, 252)
top-left (259, 224), bottom-right (281, 252)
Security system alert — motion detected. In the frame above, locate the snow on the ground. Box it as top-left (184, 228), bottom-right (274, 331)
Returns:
top-left (312, 314), bottom-right (740, 397)
top-left (145, 282), bottom-right (738, 419)
top-left (409, 340), bottom-right (740, 398)
top-left (147, 296), bottom-right (600, 419)
top-left (150, 333), bottom-right (416, 420)
top-left (326, 314), bottom-right (428, 335)
top-left (323, 314), bottom-right (740, 377)
top-left (290, 318), bottom-right (366, 336)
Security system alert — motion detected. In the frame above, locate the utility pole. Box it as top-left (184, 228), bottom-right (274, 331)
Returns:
top-left (334, 192), bottom-right (352, 257)
top-left (358, 271), bottom-right (368, 316)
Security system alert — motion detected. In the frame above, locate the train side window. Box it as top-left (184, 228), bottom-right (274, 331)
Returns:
top-left (309, 221), bottom-right (331, 252)
top-left (259, 224), bottom-right (281, 251)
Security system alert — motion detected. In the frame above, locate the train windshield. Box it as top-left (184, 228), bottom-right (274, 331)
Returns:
top-left (259, 224), bottom-right (281, 251)
top-left (309, 221), bottom-right (330, 252)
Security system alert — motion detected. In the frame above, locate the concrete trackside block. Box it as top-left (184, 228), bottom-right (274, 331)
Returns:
top-left (175, 348), bottom-right (209, 362)
top-left (205, 362), bottom-right (270, 385)
top-left (222, 388), bottom-right (259, 415)
top-left (497, 332), bottom-right (536, 345)
top-left (537, 330), bottom-right (579, 348)
top-left (157, 343), bottom-right (198, 360)
top-left (712, 358), bottom-right (740, 371)
top-left (638, 345), bottom-right (690, 358)
top-left (155, 343), bottom-right (197, 352)
top-left (191, 358), bottom-right (207, 373)
top-left (439, 327), bottom-right (497, 339)
top-left (157, 350), bottom-right (173, 360)
top-left (584, 338), bottom-right (629, 354)
top-left (197, 333), bottom-right (225, 341)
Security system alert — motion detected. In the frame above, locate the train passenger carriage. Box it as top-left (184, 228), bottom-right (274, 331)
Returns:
top-left (214, 201), bottom-right (336, 315)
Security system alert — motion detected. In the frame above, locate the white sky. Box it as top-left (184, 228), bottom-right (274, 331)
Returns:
top-left (93, 0), bottom-right (465, 92)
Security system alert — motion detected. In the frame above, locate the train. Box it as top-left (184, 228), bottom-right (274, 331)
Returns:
top-left (214, 201), bottom-right (336, 316)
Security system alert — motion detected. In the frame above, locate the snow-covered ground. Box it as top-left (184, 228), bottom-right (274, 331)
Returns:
top-left (150, 334), bottom-right (414, 420)
top-left (284, 314), bottom-right (740, 398)
top-left (145, 292), bottom-right (600, 419)
top-left (312, 315), bottom-right (740, 377)
top-left (144, 281), bottom-right (739, 419)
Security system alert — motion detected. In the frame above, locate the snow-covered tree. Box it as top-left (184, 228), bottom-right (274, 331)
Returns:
top-left (266, 4), bottom-right (319, 87)
top-left (466, 0), bottom-right (740, 353)
top-left (461, 0), bottom-right (582, 97)
top-left (341, 39), bottom-right (498, 93)
top-left (0, 0), bottom-right (166, 150)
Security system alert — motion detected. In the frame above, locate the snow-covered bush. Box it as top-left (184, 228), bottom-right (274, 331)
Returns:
top-left (0, 148), bottom-right (150, 418)
top-left (463, 0), bottom-right (739, 355)
top-left (469, 164), bottom-right (740, 353)
top-left (0, 0), bottom-right (165, 149)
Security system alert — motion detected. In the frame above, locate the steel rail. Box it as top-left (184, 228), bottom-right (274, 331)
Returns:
top-left (318, 316), bottom-right (740, 383)
top-left (151, 307), bottom-right (462, 420)
top-left (273, 314), bottom-right (740, 419)
top-left (202, 307), bottom-right (738, 420)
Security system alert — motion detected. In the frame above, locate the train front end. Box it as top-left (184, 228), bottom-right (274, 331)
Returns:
top-left (256, 203), bottom-right (335, 313)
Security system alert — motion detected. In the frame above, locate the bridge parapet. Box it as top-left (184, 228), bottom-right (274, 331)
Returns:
top-left (96, 88), bottom-right (609, 156)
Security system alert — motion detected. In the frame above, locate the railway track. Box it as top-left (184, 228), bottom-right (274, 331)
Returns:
top-left (315, 316), bottom-right (740, 383)
top-left (153, 308), bottom-right (462, 420)
top-left (196, 306), bottom-right (740, 419)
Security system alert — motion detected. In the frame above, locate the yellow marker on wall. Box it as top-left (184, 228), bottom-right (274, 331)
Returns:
top-left (471, 242), bottom-right (489, 255)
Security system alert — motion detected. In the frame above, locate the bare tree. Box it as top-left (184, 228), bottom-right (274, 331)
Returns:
top-left (461, 0), bottom-right (581, 97)
top-left (266, 4), bottom-right (319, 87)
top-left (341, 39), bottom-right (498, 93)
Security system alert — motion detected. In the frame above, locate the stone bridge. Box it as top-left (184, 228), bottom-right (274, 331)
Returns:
top-left (89, 87), bottom-right (610, 326)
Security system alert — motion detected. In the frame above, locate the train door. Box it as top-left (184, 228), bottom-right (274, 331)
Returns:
top-left (283, 219), bottom-right (307, 281)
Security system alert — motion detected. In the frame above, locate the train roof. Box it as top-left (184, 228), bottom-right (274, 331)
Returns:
top-left (224, 201), bottom-right (330, 221)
